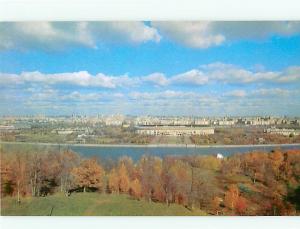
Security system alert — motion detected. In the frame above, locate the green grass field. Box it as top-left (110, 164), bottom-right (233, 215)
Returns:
top-left (1, 193), bottom-right (207, 216)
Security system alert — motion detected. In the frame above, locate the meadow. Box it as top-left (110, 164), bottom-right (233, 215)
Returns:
top-left (1, 192), bottom-right (206, 216)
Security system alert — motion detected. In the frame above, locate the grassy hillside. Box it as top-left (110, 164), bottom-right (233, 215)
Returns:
top-left (1, 193), bottom-right (207, 216)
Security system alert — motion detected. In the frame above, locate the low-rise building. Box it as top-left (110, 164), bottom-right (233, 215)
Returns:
top-left (0, 125), bottom-right (16, 132)
top-left (57, 130), bottom-right (74, 135)
top-left (265, 127), bottom-right (300, 136)
top-left (136, 126), bottom-right (214, 136)
top-left (194, 118), bottom-right (210, 126)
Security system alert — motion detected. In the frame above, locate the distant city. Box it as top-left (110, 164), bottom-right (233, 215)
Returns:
top-left (1, 114), bottom-right (300, 127)
top-left (1, 115), bottom-right (299, 145)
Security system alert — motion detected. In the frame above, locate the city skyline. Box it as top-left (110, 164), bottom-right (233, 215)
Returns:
top-left (1, 21), bottom-right (300, 116)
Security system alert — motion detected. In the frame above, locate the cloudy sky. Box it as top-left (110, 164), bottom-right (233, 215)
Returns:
top-left (0, 21), bottom-right (300, 116)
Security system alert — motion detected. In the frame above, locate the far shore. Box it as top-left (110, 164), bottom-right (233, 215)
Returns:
top-left (1, 141), bottom-right (300, 148)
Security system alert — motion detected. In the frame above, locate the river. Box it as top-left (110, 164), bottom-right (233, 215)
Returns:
top-left (1, 142), bottom-right (300, 161)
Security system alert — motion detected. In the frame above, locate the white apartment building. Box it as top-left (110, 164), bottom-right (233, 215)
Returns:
top-left (136, 126), bottom-right (215, 136)
top-left (194, 118), bottom-right (210, 125)
top-left (218, 120), bottom-right (236, 126)
top-left (265, 127), bottom-right (300, 136)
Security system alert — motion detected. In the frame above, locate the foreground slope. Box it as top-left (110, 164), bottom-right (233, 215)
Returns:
top-left (1, 193), bottom-right (207, 216)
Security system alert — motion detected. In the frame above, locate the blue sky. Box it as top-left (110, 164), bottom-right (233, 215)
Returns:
top-left (0, 21), bottom-right (300, 116)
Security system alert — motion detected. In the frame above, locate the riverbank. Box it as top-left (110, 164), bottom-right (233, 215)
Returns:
top-left (1, 141), bottom-right (300, 148)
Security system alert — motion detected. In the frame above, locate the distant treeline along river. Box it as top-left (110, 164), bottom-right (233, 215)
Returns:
top-left (1, 142), bottom-right (300, 161)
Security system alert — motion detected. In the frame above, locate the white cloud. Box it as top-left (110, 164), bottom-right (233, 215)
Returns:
top-left (200, 62), bottom-right (300, 84)
top-left (96, 22), bottom-right (161, 44)
top-left (142, 73), bottom-right (169, 86)
top-left (1, 63), bottom-right (300, 91)
top-left (2, 84), bottom-right (299, 116)
top-left (0, 71), bottom-right (136, 89)
top-left (201, 63), bottom-right (276, 83)
top-left (0, 22), bottom-right (161, 51)
top-left (25, 89), bottom-right (126, 105)
top-left (140, 64), bottom-right (299, 86)
top-left (0, 72), bottom-right (20, 85)
top-left (140, 63), bottom-right (299, 87)
top-left (222, 88), bottom-right (296, 100)
top-left (152, 22), bottom-right (225, 48)
top-left (129, 90), bottom-right (200, 100)
top-left (213, 21), bottom-right (300, 40)
top-left (61, 91), bottom-right (102, 101)
top-left (251, 88), bottom-right (291, 97)
top-left (152, 21), bottom-right (300, 48)
top-left (1, 21), bottom-right (300, 51)
top-left (171, 69), bottom-right (209, 85)
top-left (0, 22), bottom-right (94, 50)
top-left (225, 90), bottom-right (246, 97)
top-left (277, 66), bottom-right (300, 83)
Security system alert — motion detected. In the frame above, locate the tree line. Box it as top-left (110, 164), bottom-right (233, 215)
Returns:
top-left (1, 147), bottom-right (300, 215)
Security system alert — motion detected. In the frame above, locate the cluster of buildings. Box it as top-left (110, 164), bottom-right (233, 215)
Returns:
top-left (102, 115), bottom-right (126, 126)
top-left (1, 115), bottom-right (299, 127)
top-left (134, 116), bottom-right (300, 127)
top-left (0, 115), bottom-right (299, 138)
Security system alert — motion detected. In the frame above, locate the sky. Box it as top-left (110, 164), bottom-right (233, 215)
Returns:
top-left (0, 21), bottom-right (300, 116)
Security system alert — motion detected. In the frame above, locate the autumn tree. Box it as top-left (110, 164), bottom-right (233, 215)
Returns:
top-left (193, 168), bottom-right (218, 209)
top-left (235, 196), bottom-right (247, 215)
top-left (242, 152), bottom-right (268, 184)
top-left (12, 153), bottom-right (28, 202)
top-left (1, 152), bottom-right (15, 197)
top-left (107, 168), bottom-right (119, 193)
top-left (264, 197), bottom-right (296, 216)
top-left (221, 155), bottom-right (242, 176)
top-left (28, 152), bottom-right (43, 197)
top-left (224, 184), bottom-right (240, 211)
top-left (71, 158), bottom-right (104, 192)
top-left (192, 155), bottom-right (221, 171)
top-left (118, 156), bottom-right (135, 179)
top-left (58, 150), bottom-right (80, 193)
top-left (118, 162), bottom-right (130, 193)
top-left (211, 196), bottom-right (222, 215)
top-left (187, 155), bottom-right (219, 210)
top-left (282, 150), bottom-right (300, 185)
top-left (139, 156), bottom-right (164, 202)
top-left (107, 161), bottom-right (132, 194)
top-left (130, 178), bottom-right (142, 199)
top-left (269, 151), bottom-right (284, 180)
top-left (161, 157), bottom-right (174, 205)
top-left (168, 159), bottom-right (191, 206)
top-left (223, 184), bottom-right (249, 215)
top-left (151, 158), bottom-right (165, 202)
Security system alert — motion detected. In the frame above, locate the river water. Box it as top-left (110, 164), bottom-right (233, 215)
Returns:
top-left (69, 144), bottom-right (300, 161)
top-left (1, 142), bottom-right (299, 161)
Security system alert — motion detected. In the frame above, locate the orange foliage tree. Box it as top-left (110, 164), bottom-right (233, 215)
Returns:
top-left (139, 156), bottom-right (164, 202)
top-left (118, 163), bottom-right (130, 193)
top-left (108, 168), bottom-right (119, 193)
top-left (71, 158), bottom-right (104, 192)
top-left (130, 178), bottom-right (142, 199)
top-left (107, 162), bottom-right (130, 193)
top-left (224, 184), bottom-right (248, 215)
top-left (235, 196), bottom-right (247, 215)
top-left (224, 184), bottom-right (240, 211)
